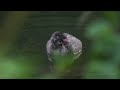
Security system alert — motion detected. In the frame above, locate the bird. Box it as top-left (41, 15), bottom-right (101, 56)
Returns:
top-left (46, 31), bottom-right (82, 72)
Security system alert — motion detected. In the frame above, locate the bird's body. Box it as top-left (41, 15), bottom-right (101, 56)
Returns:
top-left (46, 31), bottom-right (82, 62)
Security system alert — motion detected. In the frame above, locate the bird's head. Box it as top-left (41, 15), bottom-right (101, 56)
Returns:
top-left (51, 31), bottom-right (68, 48)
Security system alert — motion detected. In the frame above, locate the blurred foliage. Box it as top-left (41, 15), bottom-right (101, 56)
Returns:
top-left (84, 12), bottom-right (120, 79)
top-left (0, 11), bottom-right (120, 79)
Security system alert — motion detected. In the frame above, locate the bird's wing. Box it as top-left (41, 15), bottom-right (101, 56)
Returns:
top-left (71, 37), bottom-right (82, 60)
top-left (64, 33), bottom-right (82, 52)
top-left (64, 33), bottom-right (82, 60)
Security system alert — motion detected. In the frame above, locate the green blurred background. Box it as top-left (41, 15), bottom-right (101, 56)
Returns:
top-left (0, 11), bottom-right (120, 79)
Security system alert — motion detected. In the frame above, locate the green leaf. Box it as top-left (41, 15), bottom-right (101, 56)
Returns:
top-left (0, 57), bottom-right (36, 79)
top-left (53, 55), bottom-right (74, 73)
top-left (84, 60), bottom-right (118, 79)
top-left (85, 19), bottom-right (113, 40)
top-left (103, 11), bottom-right (119, 27)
